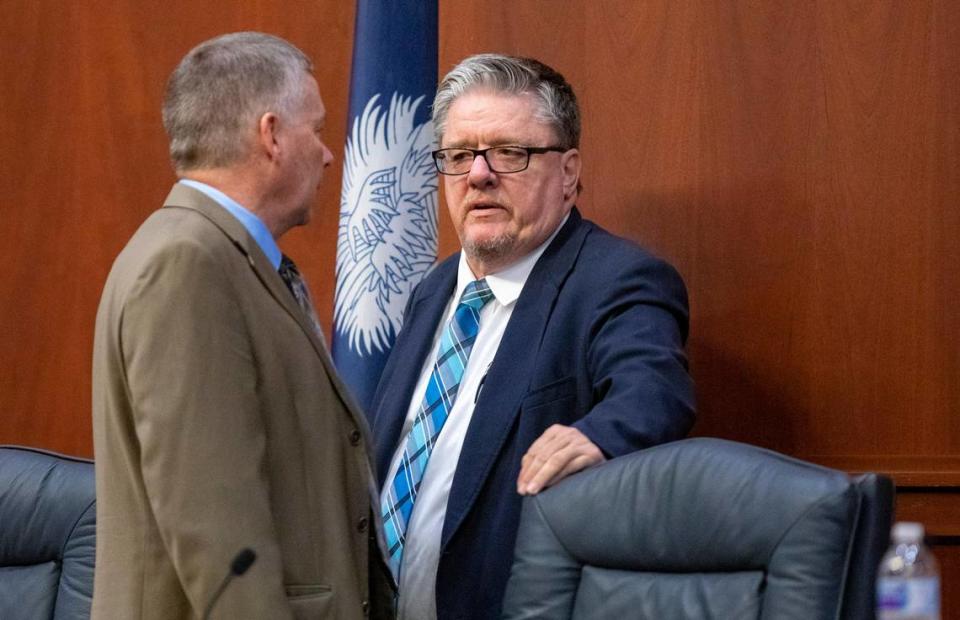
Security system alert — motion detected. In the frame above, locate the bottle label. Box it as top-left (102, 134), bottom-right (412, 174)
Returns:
top-left (877, 577), bottom-right (940, 617)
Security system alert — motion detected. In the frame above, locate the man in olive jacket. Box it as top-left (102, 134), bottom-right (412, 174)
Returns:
top-left (92, 32), bottom-right (392, 619)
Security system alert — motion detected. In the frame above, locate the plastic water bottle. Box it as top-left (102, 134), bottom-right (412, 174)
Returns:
top-left (877, 522), bottom-right (940, 620)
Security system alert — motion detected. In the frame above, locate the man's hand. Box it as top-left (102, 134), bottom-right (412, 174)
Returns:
top-left (517, 424), bottom-right (605, 495)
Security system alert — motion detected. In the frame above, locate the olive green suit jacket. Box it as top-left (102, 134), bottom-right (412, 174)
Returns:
top-left (92, 183), bottom-right (392, 619)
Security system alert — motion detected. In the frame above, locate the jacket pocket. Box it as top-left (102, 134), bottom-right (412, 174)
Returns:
top-left (286, 585), bottom-right (333, 619)
top-left (522, 375), bottom-right (577, 410)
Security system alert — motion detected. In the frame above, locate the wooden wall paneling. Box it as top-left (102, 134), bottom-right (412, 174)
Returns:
top-left (931, 541), bottom-right (960, 618)
top-left (0, 2), bottom-right (120, 457)
top-left (898, 489), bottom-right (960, 537)
top-left (900, 490), bottom-right (960, 617)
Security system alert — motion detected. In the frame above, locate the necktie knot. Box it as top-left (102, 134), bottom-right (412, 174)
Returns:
top-left (459, 278), bottom-right (494, 312)
top-left (279, 255), bottom-right (300, 279)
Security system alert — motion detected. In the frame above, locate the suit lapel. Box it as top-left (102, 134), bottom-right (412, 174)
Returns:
top-left (441, 210), bottom-right (590, 548)
top-left (371, 259), bottom-right (457, 484)
top-left (162, 184), bottom-right (369, 434)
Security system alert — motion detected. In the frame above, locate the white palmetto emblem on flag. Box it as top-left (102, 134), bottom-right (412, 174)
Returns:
top-left (335, 93), bottom-right (438, 355)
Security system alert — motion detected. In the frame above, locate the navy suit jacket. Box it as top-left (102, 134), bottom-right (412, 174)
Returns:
top-left (370, 209), bottom-right (696, 619)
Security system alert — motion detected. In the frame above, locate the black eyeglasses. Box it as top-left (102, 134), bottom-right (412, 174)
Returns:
top-left (431, 145), bottom-right (568, 175)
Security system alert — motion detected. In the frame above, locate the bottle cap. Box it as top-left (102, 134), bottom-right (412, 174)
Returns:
top-left (891, 521), bottom-right (925, 543)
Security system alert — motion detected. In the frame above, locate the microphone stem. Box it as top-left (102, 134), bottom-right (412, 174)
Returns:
top-left (202, 571), bottom-right (234, 620)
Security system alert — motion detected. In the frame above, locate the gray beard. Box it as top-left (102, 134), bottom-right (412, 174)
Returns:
top-left (462, 231), bottom-right (518, 266)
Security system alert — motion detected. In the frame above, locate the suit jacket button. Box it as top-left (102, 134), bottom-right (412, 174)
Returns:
top-left (349, 429), bottom-right (362, 445)
top-left (357, 516), bottom-right (368, 533)
top-left (362, 600), bottom-right (370, 615)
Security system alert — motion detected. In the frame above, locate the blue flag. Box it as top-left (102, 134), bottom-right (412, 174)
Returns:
top-left (333, 0), bottom-right (439, 414)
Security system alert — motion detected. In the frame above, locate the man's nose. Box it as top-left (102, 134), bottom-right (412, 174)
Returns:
top-left (467, 152), bottom-right (497, 188)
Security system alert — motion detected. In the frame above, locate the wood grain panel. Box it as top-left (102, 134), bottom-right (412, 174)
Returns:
top-left (809, 455), bottom-right (960, 486)
top-left (931, 542), bottom-right (960, 619)
top-left (899, 492), bottom-right (959, 616)
top-left (898, 489), bottom-right (960, 537)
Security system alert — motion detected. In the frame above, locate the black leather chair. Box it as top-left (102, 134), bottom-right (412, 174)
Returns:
top-left (842, 473), bottom-right (896, 619)
top-left (0, 446), bottom-right (96, 620)
top-left (502, 438), bottom-right (894, 620)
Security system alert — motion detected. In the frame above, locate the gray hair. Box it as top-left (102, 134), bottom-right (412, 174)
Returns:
top-left (162, 32), bottom-right (313, 172)
top-left (432, 54), bottom-right (581, 149)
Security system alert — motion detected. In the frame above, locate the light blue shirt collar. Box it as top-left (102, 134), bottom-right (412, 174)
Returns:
top-left (178, 179), bottom-right (282, 269)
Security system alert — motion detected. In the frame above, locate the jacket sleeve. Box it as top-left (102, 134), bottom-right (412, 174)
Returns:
top-left (572, 253), bottom-right (696, 458)
top-left (120, 238), bottom-right (294, 619)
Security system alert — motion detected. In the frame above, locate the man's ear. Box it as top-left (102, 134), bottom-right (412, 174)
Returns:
top-left (561, 148), bottom-right (581, 202)
top-left (257, 112), bottom-right (281, 162)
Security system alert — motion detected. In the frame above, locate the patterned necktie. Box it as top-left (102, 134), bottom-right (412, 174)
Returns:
top-left (278, 254), bottom-right (323, 337)
top-left (381, 278), bottom-right (495, 580)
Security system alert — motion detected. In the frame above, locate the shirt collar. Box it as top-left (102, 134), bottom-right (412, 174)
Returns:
top-left (178, 179), bottom-right (282, 270)
top-left (455, 213), bottom-right (570, 307)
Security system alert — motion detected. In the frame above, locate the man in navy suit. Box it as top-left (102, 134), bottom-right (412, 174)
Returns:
top-left (370, 54), bottom-right (696, 620)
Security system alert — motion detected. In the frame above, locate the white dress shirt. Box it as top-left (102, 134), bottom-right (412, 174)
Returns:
top-left (383, 218), bottom-right (567, 620)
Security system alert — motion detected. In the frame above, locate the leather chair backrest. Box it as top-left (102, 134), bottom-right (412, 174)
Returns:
top-left (502, 438), bottom-right (894, 620)
top-left (842, 473), bottom-right (896, 620)
top-left (0, 446), bottom-right (96, 620)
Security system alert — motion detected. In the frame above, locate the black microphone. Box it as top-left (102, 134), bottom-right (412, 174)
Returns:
top-left (202, 547), bottom-right (257, 620)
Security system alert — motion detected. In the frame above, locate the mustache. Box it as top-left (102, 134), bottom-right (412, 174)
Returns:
top-left (463, 197), bottom-right (507, 210)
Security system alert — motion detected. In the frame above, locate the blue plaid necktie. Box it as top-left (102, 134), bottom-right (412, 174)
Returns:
top-left (381, 278), bottom-right (495, 579)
